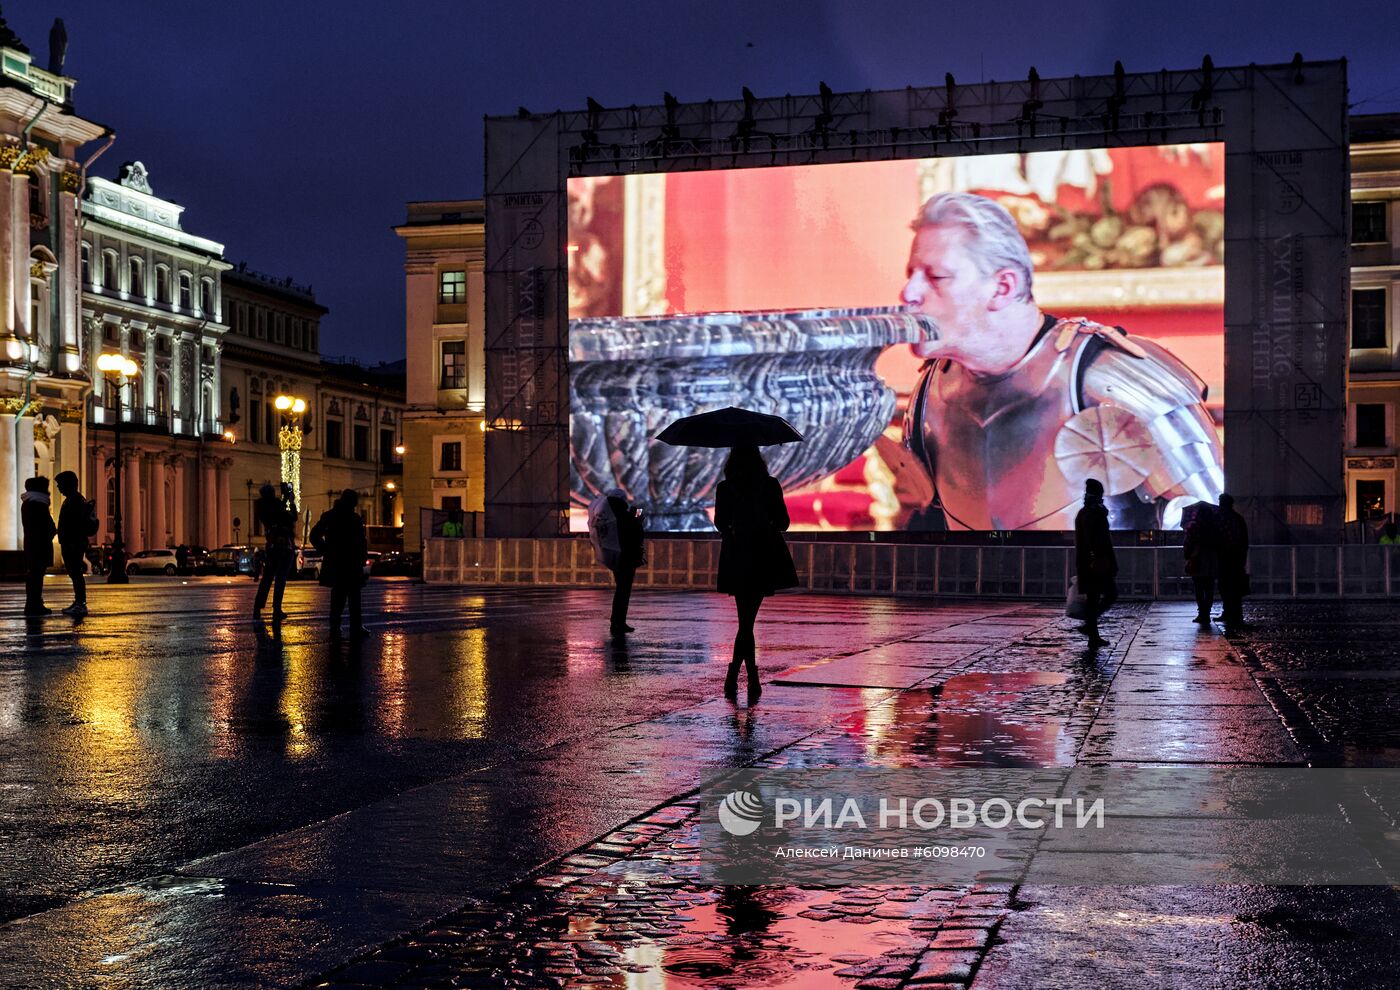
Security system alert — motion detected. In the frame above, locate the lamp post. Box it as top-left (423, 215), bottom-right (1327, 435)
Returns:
top-left (96, 352), bottom-right (140, 584)
top-left (274, 394), bottom-right (307, 509)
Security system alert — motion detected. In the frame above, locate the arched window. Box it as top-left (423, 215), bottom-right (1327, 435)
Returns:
top-left (128, 257), bottom-right (144, 297)
top-left (155, 373), bottom-right (170, 422)
top-left (101, 250), bottom-right (118, 291)
top-left (156, 265), bottom-right (171, 303)
top-left (178, 272), bottom-right (192, 310)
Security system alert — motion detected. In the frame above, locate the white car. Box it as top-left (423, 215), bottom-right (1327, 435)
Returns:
top-left (126, 549), bottom-right (181, 575)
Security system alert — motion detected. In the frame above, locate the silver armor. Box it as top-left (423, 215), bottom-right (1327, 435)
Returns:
top-left (904, 317), bottom-right (1224, 530)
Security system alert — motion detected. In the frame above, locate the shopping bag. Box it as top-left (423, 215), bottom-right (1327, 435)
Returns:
top-left (1065, 575), bottom-right (1089, 620)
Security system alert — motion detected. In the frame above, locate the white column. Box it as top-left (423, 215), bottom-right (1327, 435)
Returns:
top-left (123, 447), bottom-right (142, 552)
top-left (201, 455), bottom-right (218, 547)
top-left (90, 444), bottom-right (107, 543)
top-left (0, 409), bottom-right (25, 550)
top-left (57, 171), bottom-right (81, 373)
top-left (0, 166), bottom-right (13, 341)
top-left (216, 457), bottom-right (232, 545)
top-left (151, 455), bottom-right (169, 549)
top-left (10, 172), bottom-right (29, 345)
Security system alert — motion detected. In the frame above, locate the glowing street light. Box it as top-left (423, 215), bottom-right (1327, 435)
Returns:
top-left (274, 393), bottom-right (307, 508)
top-left (96, 351), bottom-right (140, 584)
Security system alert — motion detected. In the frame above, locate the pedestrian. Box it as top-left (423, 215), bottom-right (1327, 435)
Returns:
top-left (589, 488), bottom-right (645, 636)
top-left (310, 489), bottom-right (369, 639)
top-left (1073, 478), bottom-right (1117, 647)
top-left (253, 482), bottom-right (298, 620)
top-left (54, 470), bottom-right (95, 616)
top-left (1215, 492), bottom-right (1250, 632)
top-left (21, 476), bottom-right (56, 616)
top-left (175, 543), bottom-right (190, 573)
top-left (715, 445), bottom-right (798, 703)
top-left (1183, 502), bottom-right (1218, 625)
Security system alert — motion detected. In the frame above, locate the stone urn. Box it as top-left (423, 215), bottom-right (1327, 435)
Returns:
top-left (570, 307), bottom-right (936, 530)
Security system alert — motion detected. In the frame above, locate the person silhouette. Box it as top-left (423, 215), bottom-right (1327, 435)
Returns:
top-left (310, 490), bottom-right (370, 639)
top-left (21, 477), bottom-right (56, 616)
top-left (714, 445), bottom-right (798, 703)
top-left (1073, 478), bottom-right (1117, 647)
top-left (1183, 502), bottom-right (1219, 625)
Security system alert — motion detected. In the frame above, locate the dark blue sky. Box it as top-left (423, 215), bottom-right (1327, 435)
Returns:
top-left (11, 2), bottom-right (1399, 362)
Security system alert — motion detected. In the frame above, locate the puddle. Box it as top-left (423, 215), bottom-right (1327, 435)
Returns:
top-left (866, 671), bottom-right (1076, 767)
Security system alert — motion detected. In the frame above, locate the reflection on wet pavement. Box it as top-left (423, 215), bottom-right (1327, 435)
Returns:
top-left (4, 583), bottom-right (1399, 988)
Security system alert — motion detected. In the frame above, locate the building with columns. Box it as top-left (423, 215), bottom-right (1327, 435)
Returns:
top-left (0, 27), bottom-right (105, 551)
top-left (395, 200), bottom-right (485, 547)
top-left (220, 266), bottom-right (404, 546)
top-left (80, 161), bottom-right (230, 552)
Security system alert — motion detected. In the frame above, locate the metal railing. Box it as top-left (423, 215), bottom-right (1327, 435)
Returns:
top-left (423, 538), bottom-right (1400, 599)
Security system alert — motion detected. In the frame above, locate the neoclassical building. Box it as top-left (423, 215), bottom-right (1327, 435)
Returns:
top-left (395, 200), bottom-right (485, 546)
top-left (80, 161), bottom-right (231, 551)
top-left (0, 28), bottom-right (103, 551)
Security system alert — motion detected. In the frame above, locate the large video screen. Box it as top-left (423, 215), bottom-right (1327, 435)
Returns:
top-left (568, 145), bottom-right (1225, 531)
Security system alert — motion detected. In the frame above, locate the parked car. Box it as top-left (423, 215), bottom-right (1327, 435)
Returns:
top-left (126, 549), bottom-right (180, 575)
top-left (209, 545), bottom-right (255, 576)
top-left (308, 550), bottom-right (373, 581)
top-left (297, 547), bottom-right (322, 580)
top-left (370, 551), bottom-right (421, 576)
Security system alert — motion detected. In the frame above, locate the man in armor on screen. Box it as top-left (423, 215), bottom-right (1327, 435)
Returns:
top-left (901, 192), bottom-right (1223, 531)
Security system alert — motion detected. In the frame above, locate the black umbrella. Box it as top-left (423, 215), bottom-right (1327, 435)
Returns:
top-left (655, 407), bottom-right (804, 448)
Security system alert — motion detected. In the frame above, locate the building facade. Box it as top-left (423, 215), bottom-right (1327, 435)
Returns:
top-left (0, 33), bottom-right (104, 550)
top-left (1347, 113), bottom-right (1400, 525)
top-left (80, 162), bottom-right (230, 552)
top-left (221, 267), bottom-right (404, 545)
top-left (395, 200), bottom-right (485, 546)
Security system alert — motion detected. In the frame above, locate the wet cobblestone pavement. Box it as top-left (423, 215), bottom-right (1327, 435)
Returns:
top-left (2, 581), bottom-right (1398, 987)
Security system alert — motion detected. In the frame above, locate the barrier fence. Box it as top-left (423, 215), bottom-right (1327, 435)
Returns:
top-left (424, 538), bottom-right (1400, 599)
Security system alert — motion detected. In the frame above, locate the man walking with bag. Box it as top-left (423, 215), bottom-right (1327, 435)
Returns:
top-left (588, 488), bottom-right (645, 636)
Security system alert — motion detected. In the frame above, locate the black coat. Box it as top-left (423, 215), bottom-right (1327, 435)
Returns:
top-left (715, 476), bottom-right (798, 597)
top-left (309, 504), bottom-right (368, 588)
top-left (1074, 501), bottom-right (1117, 585)
top-left (607, 494), bottom-right (645, 570)
top-left (56, 493), bottom-right (90, 549)
top-left (21, 494), bottom-right (56, 567)
top-left (255, 493), bottom-right (298, 547)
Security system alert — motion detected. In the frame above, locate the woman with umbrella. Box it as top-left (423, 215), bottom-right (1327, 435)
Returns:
top-left (656, 408), bottom-right (801, 704)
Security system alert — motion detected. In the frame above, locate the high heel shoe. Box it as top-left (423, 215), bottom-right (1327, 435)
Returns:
top-left (723, 659), bottom-right (741, 699)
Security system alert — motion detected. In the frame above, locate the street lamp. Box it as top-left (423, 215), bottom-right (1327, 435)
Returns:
top-left (274, 394), bottom-right (307, 508)
top-left (96, 352), bottom-right (140, 584)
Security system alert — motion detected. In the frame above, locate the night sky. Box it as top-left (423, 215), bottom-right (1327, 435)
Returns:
top-left (10, 2), bottom-right (1399, 363)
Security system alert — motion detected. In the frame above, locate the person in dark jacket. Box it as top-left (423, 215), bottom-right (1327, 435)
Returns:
top-left (21, 476), bottom-right (57, 616)
top-left (1073, 478), bottom-right (1117, 646)
top-left (715, 445), bottom-right (798, 703)
top-left (605, 489), bottom-right (645, 636)
top-left (253, 482), bottom-right (298, 620)
top-left (310, 489), bottom-right (369, 639)
top-left (1182, 502), bottom-right (1219, 625)
top-left (1215, 492), bottom-right (1250, 632)
top-left (54, 470), bottom-right (90, 616)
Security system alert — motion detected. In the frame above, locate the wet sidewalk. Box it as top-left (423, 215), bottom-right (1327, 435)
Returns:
top-left (1, 583), bottom-right (1397, 987)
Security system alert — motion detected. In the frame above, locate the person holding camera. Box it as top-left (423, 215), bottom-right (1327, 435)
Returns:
top-left (253, 482), bottom-right (298, 621)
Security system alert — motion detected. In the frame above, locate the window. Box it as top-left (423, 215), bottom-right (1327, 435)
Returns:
top-left (1356, 404), bottom-right (1387, 448)
top-left (291, 319), bottom-right (303, 350)
top-left (249, 397), bottom-right (261, 443)
top-left (102, 250), bottom-right (118, 290)
top-left (439, 269), bottom-right (466, 304)
top-left (274, 314), bottom-right (285, 345)
top-left (325, 418), bottom-right (343, 458)
top-left (1353, 201), bottom-right (1388, 245)
top-left (265, 400), bottom-right (275, 444)
top-left (380, 428), bottom-right (396, 468)
top-left (441, 495), bottom-right (462, 512)
top-left (178, 272), bottom-right (192, 309)
top-left (1356, 479), bottom-right (1386, 520)
top-left (156, 266), bottom-right (171, 303)
top-left (440, 441), bottom-right (462, 472)
top-left (81, 244), bottom-right (91, 286)
top-left (256, 309), bottom-right (267, 340)
top-left (1352, 288), bottom-right (1388, 350)
top-left (440, 340), bottom-right (466, 389)
top-left (128, 257), bottom-right (143, 296)
top-left (352, 424), bottom-right (369, 462)
top-left (200, 279), bottom-right (214, 314)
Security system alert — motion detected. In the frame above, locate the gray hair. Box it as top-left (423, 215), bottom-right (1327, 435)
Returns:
top-left (912, 192), bottom-right (1035, 302)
